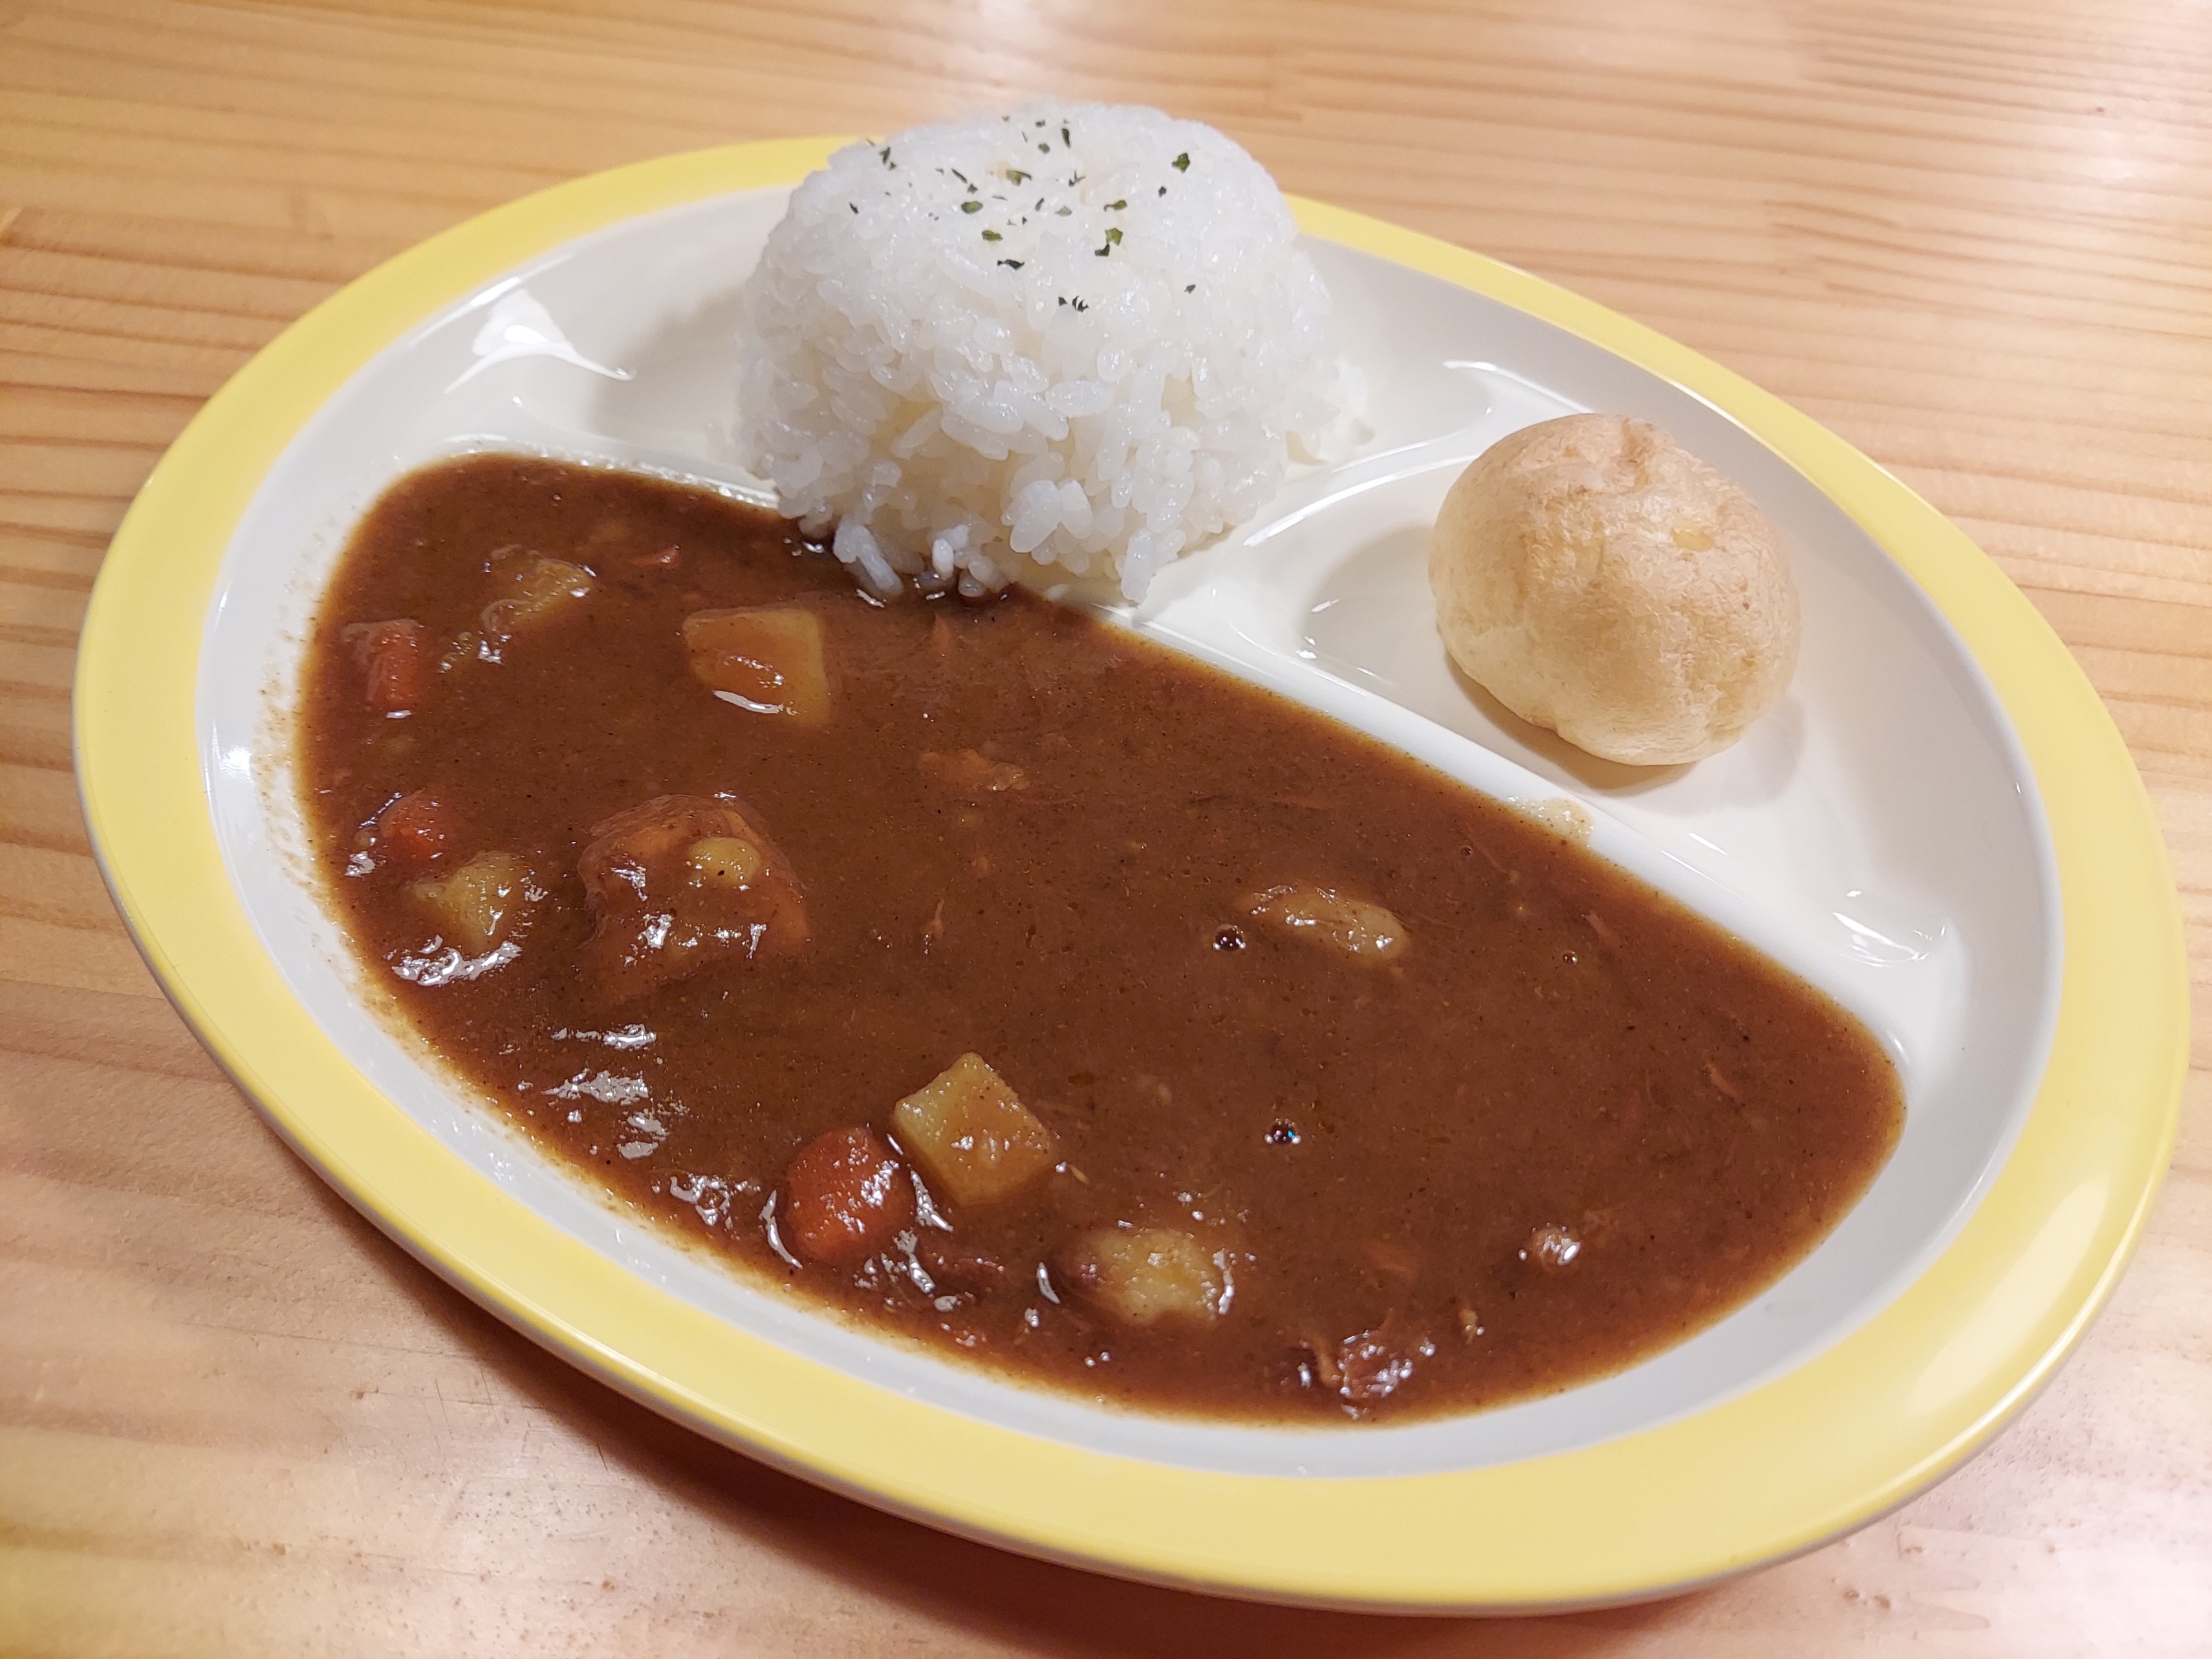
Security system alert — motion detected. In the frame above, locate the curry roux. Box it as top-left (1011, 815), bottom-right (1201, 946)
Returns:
top-left (298, 456), bottom-right (1902, 1423)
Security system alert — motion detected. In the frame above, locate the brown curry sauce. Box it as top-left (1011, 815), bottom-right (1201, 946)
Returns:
top-left (298, 456), bottom-right (1902, 1423)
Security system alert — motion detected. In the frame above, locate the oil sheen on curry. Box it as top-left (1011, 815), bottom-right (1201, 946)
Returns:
top-left (298, 456), bottom-right (1902, 1424)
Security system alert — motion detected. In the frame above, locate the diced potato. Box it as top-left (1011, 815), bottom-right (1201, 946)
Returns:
top-left (483, 557), bottom-right (595, 640)
top-left (917, 748), bottom-right (1028, 797)
top-left (684, 835), bottom-right (764, 889)
top-left (682, 605), bottom-right (831, 726)
top-left (411, 851), bottom-right (532, 953)
top-left (1242, 884), bottom-right (1409, 962)
top-left (891, 1053), bottom-right (1058, 1209)
top-left (1059, 1226), bottom-right (1228, 1328)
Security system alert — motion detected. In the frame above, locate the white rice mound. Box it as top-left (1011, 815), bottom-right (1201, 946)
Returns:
top-left (736, 102), bottom-right (1353, 602)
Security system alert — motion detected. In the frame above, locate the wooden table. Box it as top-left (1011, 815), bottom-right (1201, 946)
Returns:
top-left (4, 2), bottom-right (2206, 1651)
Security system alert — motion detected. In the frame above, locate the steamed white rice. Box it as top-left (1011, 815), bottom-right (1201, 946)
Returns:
top-left (736, 102), bottom-right (1353, 602)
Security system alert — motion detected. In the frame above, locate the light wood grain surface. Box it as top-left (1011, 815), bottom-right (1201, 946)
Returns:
top-left (4, 1), bottom-right (2208, 1652)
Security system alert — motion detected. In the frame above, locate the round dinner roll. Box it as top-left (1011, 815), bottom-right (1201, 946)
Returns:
top-left (1429, 414), bottom-right (1799, 766)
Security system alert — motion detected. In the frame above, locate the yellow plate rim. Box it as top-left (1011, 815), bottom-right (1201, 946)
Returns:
top-left (73, 138), bottom-right (2187, 1612)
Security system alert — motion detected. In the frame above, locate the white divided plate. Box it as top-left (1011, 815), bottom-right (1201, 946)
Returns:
top-left (196, 181), bottom-right (2058, 1482)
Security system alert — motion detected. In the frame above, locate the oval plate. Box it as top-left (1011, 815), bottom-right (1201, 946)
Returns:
top-left (74, 139), bottom-right (2186, 1610)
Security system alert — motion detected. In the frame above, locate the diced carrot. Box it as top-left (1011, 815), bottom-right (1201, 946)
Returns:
top-left (781, 1126), bottom-right (914, 1268)
top-left (347, 620), bottom-right (429, 716)
top-left (373, 790), bottom-right (453, 874)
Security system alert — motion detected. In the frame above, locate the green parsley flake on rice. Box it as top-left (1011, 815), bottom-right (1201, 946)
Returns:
top-left (737, 102), bottom-right (1355, 602)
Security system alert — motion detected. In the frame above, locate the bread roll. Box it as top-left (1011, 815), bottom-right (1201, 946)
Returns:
top-left (1429, 414), bottom-right (1799, 765)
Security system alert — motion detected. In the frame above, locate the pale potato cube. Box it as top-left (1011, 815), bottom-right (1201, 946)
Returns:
top-left (412, 851), bottom-right (532, 954)
top-left (684, 835), bottom-right (764, 889)
top-left (483, 557), bottom-right (594, 640)
top-left (1242, 883), bottom-right (1408, 962)
top-left (683, 605), bottom-right (831, 726)
top-left (1059, 1227), bottom-right (1228, 1328)
top-left (891, 1052), bottom-right (1058, 1209)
